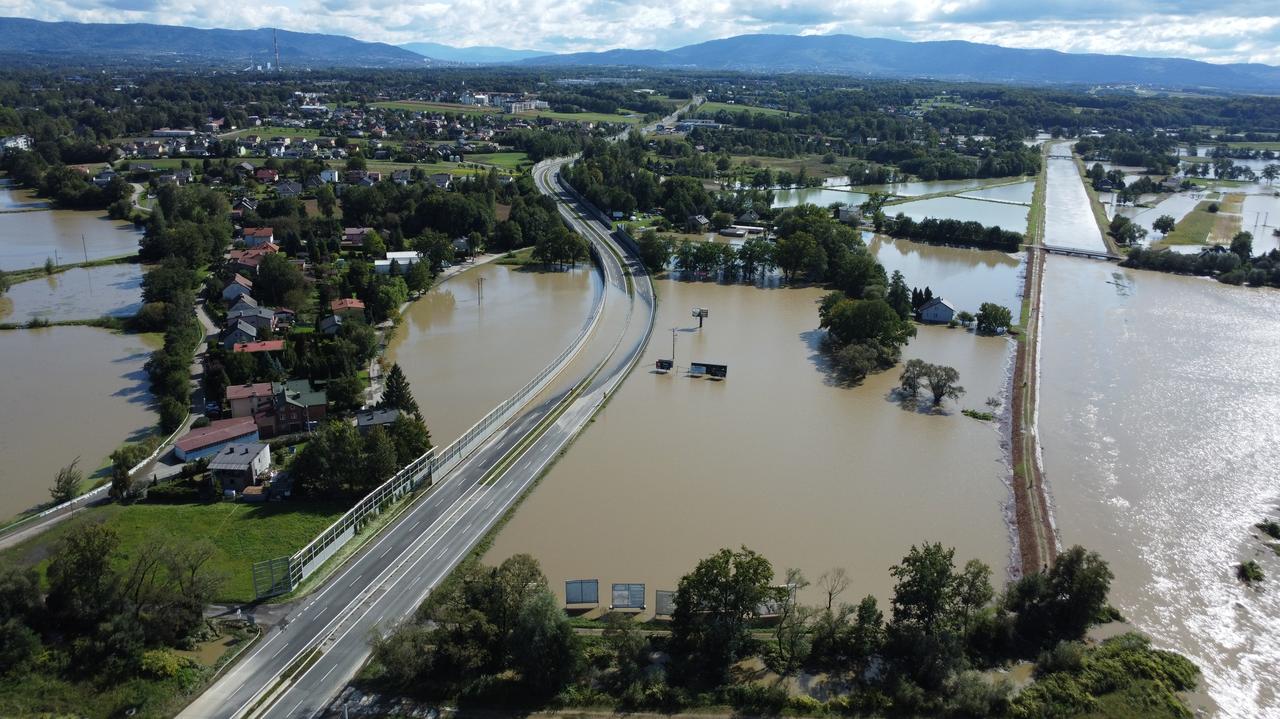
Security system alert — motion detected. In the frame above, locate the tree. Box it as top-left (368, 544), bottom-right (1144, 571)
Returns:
top-left (769, 568), bottom-right (812, 675)
top-left (50, 457), bottom-right (83, 504)
top-left (361, 426), bottom-right (398, 493)
top-left (1231, 231), bottom-right (1253, 261)
top-left (926, 364), bottom-right (965, 405)
top-left (1152, 214), bottom-right (1176, 235)
top-left (46, 523), bottom-right (121, 633)
top-left (887, 543), bottom-right (967, 689)
top-left (774, 230), bottom-right (818, 281)
top-left (380, 363), bottom-right (421, 418)
top-left (975, 302), bottom-right (1013, 335)
top-left (636, 230), bottom-right (674, 274)
top-left (899, 358), bottom-right (928, 398)
top-left (315, 183), bottom-right (336, 218)
top-left (887, 270), bottom-right (912, 320)
top-left (672, 546), bottom-right (782, 685)
top-left (404, 258), bottom-right (432, 293)
top-left (602, 613), bottom-right (648, 691)
top-left (0, 268), bottom-right (9, 298)
top-left (509, 588), bottom-right (581, 693)
top-left (255, 253), bottom-right (306, 306)
top-left (388, 413), bottom-right (432, 466)
top-left (363, 229), bottom-right (387, 257)
top-left (956, 310), bottom-right (975, 328)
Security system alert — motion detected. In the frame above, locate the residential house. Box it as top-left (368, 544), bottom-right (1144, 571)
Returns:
top-left (276, 180), bottom-right (303, 198)
top-left (686, 214), bottom-right (711, 233)
top-left (341, 227), bottom-right (373, 249)
top-left (318, 315), bottom-right (344, 335)
top-left (174, 417), bottom-right (260, 461)
top-left (221, 320), bottom-right (258, 350)
top-left (918, 297), bottom-right (958, 324)
top-left (242, 227), bottom-right (276, 248)
top-left (452, 237), bottom-right (472, 260)
top-left (174, 168), bottom-right (194, 185)
top-left (254, 168), bottom-right (279, 183)
top-left (227, 305), bottom-right (277, 333)
top-left (227, 382), bottom-right (276, 420)
top-left (430, 173), bottom-right (453, 190)
top-left (319, 168), bottom-right (341, 183)
top-left (374, 251), bottom-right (422, 274)
top-left (391, 169), bottom-right (412, 185)
top-left (330, 298), bottom-right (366, 319)
top-left (356, 408), bottom-right (400, 434)
top-left (221, 275), bottom-right (254, 304)
top-left (209, 443), bottom-right (272, 494)
top-left (270, 379), bottom-right (327, 434)
top-left (228, 295), bottom-right (259, 314)
top-left (303, 175), bottom-right (325, 190)
top-left (229, 243), bottom-right (280, 275)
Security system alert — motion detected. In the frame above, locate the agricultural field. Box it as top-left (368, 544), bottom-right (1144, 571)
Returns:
top-left (695, 101), bottom-right (797, 117)
top-left (728, 153), bottom-right (850, 181)
top-left (371, 100), bottom-right (499, 115)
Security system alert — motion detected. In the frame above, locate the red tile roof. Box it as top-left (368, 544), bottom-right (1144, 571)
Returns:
top-left (176, 417), bottom-right (258, 454)
top-left (331, 298), bottom-right (365, 312)
top-left (244, 227), bottom-right (275, 237)
top-left (226, 382), bottom-right (274, 401)
top-left (232, 340), bottom-right (286, 354)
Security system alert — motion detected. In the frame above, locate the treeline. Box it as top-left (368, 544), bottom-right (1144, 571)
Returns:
top-left (866, 140), bottom-right (1041, 181)
top-left (0, 524), bottom-right (223, 708)
top-left (1124, 234), bottom-right (1280, 288)
top-left (883, 213), bottom-right (1024, 253)
top-left (1075, 133), bottom-right (1178, 173)
top-left (290, 365), bottom-right (431, 499)
top-left (0, 149), bottom-right (128, 210)
top-left (363, 543), bottom-right (1197, 718)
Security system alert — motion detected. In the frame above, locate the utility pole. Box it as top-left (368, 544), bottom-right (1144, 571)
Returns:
top-left (476, 276), bottom-right (484, 305)
top-left (671, 327), bottom-right (677, 365)
top-left (81, 234), bottom-right (88, 264)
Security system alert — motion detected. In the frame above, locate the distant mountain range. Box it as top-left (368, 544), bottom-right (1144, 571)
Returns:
top-left (524, 34), bottom-right (1280, 93)
top-left (2, 17), bottom-right (1278, 93)
top-left (0, 16), bottom-right (424, 68)
top-left (399, 42), bottom-right (549, 64)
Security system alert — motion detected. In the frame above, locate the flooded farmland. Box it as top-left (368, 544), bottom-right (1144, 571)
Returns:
top-left (0, 327), bottom-right (158, 518)
top-left (1039, 257), bottom-right (1280, 718)
top-left (0, 263), bottom-right (145, 323)
top-left (889, 195), bottom-right (1029, 229)
top-left (488, 276), bottom-right (1014, 609)
top-left (0, 180), bottom-right (143, 271)
top-left (386, 262), bottom-right (602, 446)
top-left (867, 235), bottom-right (1023, 315)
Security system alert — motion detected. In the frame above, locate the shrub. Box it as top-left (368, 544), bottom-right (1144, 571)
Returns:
top-left (140, 648), bottom-right (188, 679)
top-left (1237, 560), bottom-right (1264, 583)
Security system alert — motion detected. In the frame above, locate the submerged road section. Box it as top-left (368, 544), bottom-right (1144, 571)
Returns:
top-left (178, 163), bottom-right (655, 719)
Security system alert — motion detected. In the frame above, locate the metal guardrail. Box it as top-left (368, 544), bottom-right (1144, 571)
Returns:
top-left (252, 242), bottom-right (608, 599)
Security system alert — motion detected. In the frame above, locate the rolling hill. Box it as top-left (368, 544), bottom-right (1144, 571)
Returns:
top-left (399, 42), bottom-right (549, 64)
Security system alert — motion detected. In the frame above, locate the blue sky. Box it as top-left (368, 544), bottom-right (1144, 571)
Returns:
top-left (2, 0), bottom-right (1278, 64)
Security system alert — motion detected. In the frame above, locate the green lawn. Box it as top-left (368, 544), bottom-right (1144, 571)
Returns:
top-left (224, 125), bottom-right (333, 140)
top-left (1157, 196), bottom-right (1244, 246)
top-left (728, 153), bottom-right (851, 181)
top-left (372, 100), bottom-right (499, 115)
top-left (695, 101), bottom-right (798, 117)
top-left (518, 109), bottom-right (643, 124)
top-left (0, 493), bottom-right (350, 604)
top-left (468, 151), bottom-right (530, 171)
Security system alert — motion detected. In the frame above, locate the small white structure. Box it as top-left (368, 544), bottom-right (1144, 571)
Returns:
top-left (918, 297), bottom-right (957, 324)
top-left (374, 251), bottom-right (423, 274)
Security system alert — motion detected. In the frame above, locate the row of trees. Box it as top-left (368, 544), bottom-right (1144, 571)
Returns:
top-left (882, 214), bottom-right (1024, 253)
top-left (365, 543), bottom-right (1197, 718)
top-left (1, 523), bottom-right (222, 682)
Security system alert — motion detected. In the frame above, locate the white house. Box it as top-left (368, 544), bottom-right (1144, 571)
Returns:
top-left (919, 297), bottom-right (958, 324)
top-left (374, 251), bottom-right (423, 274)
top-left (319, 168), bottom-right (341, 183)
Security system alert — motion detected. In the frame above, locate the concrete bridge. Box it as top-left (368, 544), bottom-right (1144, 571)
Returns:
top-left (1033, 243), bottom-right (1122, 261)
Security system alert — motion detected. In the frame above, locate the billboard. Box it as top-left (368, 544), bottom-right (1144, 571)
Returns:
top-left (611, 583), bottom-right (646, 610)
top-left (690, 362), bottom-right (728, 378)
top-left (655, 590), bottom-right (677, 617)
top-left (565, 579), bottom-right (599, 605)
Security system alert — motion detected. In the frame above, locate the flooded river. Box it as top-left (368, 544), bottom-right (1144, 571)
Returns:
top-left (386, 262), bottom-right (602, 446)
top-left (0, 327), bottom-right (158, 518)
top-left (1039, 258), bottom-right (1280, 718)
top-left (1043, 141), bottom-right (1108, 253)
top-left (0, 180), bottom-right (143, 271)
top-left (488, 277), bottom-right (1014, 609)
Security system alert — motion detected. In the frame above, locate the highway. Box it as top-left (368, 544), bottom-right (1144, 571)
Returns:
top-left (179, 159), bottom-right (655, 719)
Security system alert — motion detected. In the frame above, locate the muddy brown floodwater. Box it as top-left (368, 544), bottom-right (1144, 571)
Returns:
top-left (0, 327), bottom-right (158, 519)
top-left (386, 262), bottom-right (602, 446)
top-left (1040, 257), bottom-right (1280, 718)
top-left (0, 181), bottom-right (143, 271)
top-left (488, 277), bottom-right (1013, 609)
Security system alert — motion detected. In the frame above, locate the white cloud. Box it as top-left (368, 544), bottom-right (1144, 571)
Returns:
top-left (1, 0), bottom-right (1278, 64)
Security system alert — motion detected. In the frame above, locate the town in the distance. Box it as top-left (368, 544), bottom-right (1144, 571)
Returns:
top-left (0, 10), bottom-right (1278, 719)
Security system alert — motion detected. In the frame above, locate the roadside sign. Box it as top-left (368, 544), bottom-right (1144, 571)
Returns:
top-left (565, 579), bottom-right (599, 605)
top-left (690, 362), bottom-right (727, 378)
top-left (691, 307), bottom-right (709, 318)
top-left (611, 583), bottom-right (646, 610)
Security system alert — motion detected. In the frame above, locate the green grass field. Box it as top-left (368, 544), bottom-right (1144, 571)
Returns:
top-left (468, 151), bottom-right (530, 170)
top-left (0, 493), bottom-right (350, 604)
top-left (728, 153), bottom-right (850, 181)
top-left (695, 101), bottom-right (797, 117)
top-left (519, 109), bottom-right (644, 124)
top-left (1157, 195), bottom-right (1244, 246)
top-left (225, 126), bottom-right (333, 140)
top-left (372, 100), bottom-right (499, 115)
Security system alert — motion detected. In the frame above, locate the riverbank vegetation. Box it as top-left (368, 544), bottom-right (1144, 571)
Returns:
top-left (0, 523), bottom-right (236, 718)
top-left (882, 213), bottom-right (1024, 253)
top-left (1123, 231), bottom-right (1280, 288)
top-left (359, 544), bottom-right (1198, 719)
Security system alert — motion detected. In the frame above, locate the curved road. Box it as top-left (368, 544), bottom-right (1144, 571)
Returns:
top-left (180, 161), bottom-right (655, 719)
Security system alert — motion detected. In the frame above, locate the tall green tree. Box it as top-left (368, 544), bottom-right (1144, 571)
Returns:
top-left (380, 363), bottom-right (421, 419)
